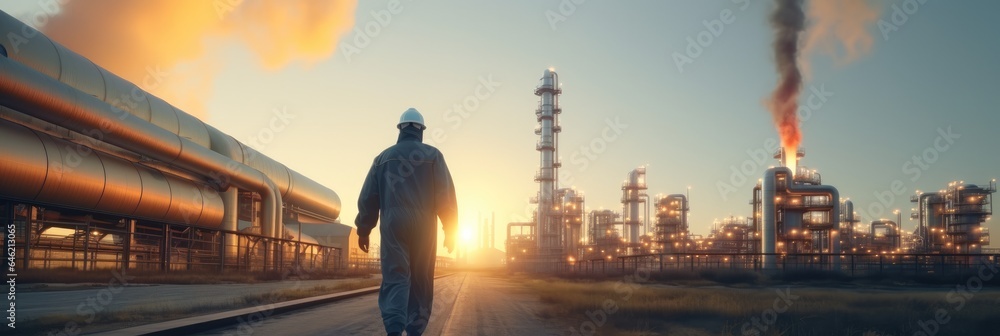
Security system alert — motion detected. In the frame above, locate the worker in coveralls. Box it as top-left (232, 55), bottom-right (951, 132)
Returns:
top-left (356, 108), bottom-right (458, 336)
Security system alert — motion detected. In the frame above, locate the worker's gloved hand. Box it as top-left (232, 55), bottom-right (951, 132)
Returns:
top-left (358, 234), bottom-right (370, 253)
top-left (443, 235), bottom-right (455, 254)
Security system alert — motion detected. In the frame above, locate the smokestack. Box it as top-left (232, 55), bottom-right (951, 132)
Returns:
top-left (491, 212), bottom-right (496, 249)
top-left (767, 0), bottom-right (806, 176)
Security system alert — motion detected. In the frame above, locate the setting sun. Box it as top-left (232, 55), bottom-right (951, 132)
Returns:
top-left (458, 226), bottom-right (475, 250)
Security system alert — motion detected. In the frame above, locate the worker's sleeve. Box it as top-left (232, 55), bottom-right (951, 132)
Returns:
top-left (434, 153), bottom-right (458, 237)
top-left (355, 157), bottom-right (381, 237)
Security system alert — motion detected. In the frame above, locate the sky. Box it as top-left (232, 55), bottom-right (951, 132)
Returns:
top-left (2, 0), bottom-right (998, 254)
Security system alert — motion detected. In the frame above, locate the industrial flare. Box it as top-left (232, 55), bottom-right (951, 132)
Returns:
top-left (767, 0), bottom-right (806, 175)
top-left (765, 0), bottom-right (879, 175)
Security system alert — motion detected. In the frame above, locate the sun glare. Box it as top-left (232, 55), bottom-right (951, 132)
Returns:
top-left (459, 226), bottom-right (475, 249)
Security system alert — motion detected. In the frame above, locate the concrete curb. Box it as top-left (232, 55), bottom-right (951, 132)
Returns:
top-left (93, 274), bottom-right (454, 336)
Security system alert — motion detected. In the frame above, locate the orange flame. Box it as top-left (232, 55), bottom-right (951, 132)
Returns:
top-left (768, 0), bottom-right (805, 176)
top-left (770, 87), bottom-right (801, 175)
top-left (766, 0), bottom-right (878, 176)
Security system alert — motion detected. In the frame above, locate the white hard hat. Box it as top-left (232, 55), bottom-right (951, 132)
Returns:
top-left (397, 108), bottom-right (425, 130)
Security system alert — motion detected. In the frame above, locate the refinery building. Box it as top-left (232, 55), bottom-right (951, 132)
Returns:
top-left (507, 69), bottom-right (996, 274)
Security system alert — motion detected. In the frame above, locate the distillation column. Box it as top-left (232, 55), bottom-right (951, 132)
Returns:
top-left (621, 167), bottom-right (647, 244)
top-left (534, 69), bottom-right (562, 256)
top-left (558, 188), bottom-right (585, 257)
top-left (911, 180), bottom-right (995, 253)
top-left (654, 194), bottom-right (688, 252)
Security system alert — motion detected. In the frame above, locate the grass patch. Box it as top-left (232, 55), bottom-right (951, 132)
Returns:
top-left (548, 269), bottom-right (764, 286)
top-left (16, 278), bottom-right (383, 335)
top-left (524, 275), bottom-right (1000, 336)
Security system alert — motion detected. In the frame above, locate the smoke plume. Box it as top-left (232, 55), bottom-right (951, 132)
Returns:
top-left (767, 0), bottom-right (806, 164)
top-left (803, 0), bottom-right (881, 67)
top-left (766, 0), bottom-right (879, 170)
top-left (41, 0), bottom-right (358, 119)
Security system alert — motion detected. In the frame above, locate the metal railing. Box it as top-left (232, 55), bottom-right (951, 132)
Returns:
top-left (9, 215), bottom-right (342, 273)
top-left (509, 252), bottom-right (1000, 278)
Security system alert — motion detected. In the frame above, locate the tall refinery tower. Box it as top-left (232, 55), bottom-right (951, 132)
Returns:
top-left (534, 69), bottom-right (562, 257)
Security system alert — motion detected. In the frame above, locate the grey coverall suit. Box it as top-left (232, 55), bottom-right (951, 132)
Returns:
top-left (355, 127), bottom-right (458, 335)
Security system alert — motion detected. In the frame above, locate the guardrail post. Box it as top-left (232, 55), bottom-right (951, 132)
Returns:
top-left (162, 223), bottom-right (171, 271)
top-left (879, 254), bottom-right (884, 275)
top-left (123, 220), bottom-right (133, 271)
top-left (219, 231), bottom-right (226, 272)
top-left (187, 228), bottom-right (194, 270)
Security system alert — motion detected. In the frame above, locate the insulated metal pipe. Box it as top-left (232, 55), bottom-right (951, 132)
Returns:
top-left (0, 56), bottom-right (284, 238)
top-left (762, 168), bottom-right (780, 270)
top-left (0, 118), bottom-right (225, 226)
top-left (0, 9), bottom-right (340, 233)
top-left (843, 200), bottom-right (854, 246)
top-left (915, 192), bottom-right (939, 251)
